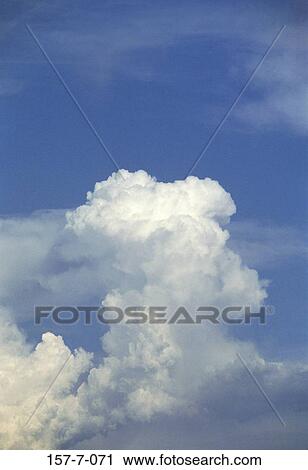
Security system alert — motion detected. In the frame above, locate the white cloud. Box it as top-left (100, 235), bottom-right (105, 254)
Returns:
top-left (228, 219), bottom-right (308, 268)
top-left (38, 3), bottom-right (308, 134)
top-left (0, 308), bottom-right (92, 449)
top-left (234, 25), bottom-right (308, 134)
top-left (0, 170), bottom-right (306, 448)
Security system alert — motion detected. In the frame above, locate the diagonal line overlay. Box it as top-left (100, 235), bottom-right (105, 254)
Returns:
top-left (26, 24), bottom-right (123, 177)
top-left (185, 25), bottom-right (286, 177)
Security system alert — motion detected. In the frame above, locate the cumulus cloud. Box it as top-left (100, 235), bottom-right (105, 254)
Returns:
top-left (0, 170), bottom-right (306, 449)
top-left (0, 309), bottom-right (93, 449)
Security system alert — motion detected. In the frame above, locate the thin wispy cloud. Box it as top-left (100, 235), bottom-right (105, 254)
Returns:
top-left (26, 2), bottom-right (308, 134)
top-left (0, 78), bottom-right (23, 96)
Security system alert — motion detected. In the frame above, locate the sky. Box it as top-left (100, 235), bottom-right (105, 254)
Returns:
top-left (0, 0), bottom-right (307, 450)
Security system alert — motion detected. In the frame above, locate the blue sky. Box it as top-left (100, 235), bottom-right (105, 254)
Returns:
top-left (1, 0), bottom-right (306, 357)
top-left (0, 0), bottom-right (307, 449)
top-left (0, 1), bottom-right (306, 217)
